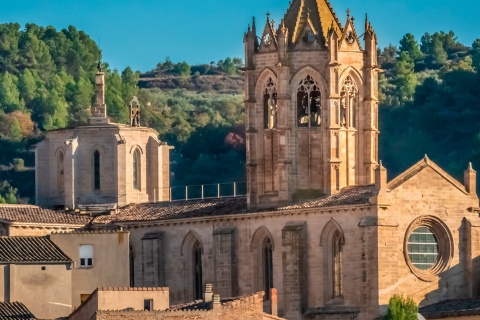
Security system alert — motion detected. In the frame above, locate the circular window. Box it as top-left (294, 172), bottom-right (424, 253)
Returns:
top-left (404, 216), bottom-right (453, 281)
top-left (407, 227), bottom-right (438, 270)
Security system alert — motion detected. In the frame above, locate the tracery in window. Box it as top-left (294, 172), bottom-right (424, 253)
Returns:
top-left (297, 75), bottom-right (321, 127)
top-left (263, 237), bottom-right (273, 300)
top-left (263, 77), bottom-right (278, 129)
top-left (93, 151), bottom-right (100, 190)
top-left (340, 76), bottom-right (358, 128)
top-left (57, 151), bottom-right (64, 194)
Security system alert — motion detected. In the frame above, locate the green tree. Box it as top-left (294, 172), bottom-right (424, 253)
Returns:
top-left (174, 61), bottom-right (191, 77)
top-left (18, 69), bottom-right (38, 105)
top-left (384, 294), bottom-right (418, 320)
top-left (399, 33), bottom-right (423, 61)
top-left (395, 52), bottom-right (417, 103)
top-left (105, 69), bottom-right (129, 123)
top-left (471, 39), bottom-right (480, 70)
top-left (0, 72), bottom-right (24, 113)
top-left (7, 117), bottom-right (22, 141)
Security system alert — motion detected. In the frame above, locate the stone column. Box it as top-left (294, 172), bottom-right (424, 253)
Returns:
top-left (282, 222), bottom-right (306, 320)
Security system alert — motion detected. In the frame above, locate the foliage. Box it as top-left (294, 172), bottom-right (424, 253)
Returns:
top-left (384, 294), bottom-right (418, 320)
top-left (0, 180), bottom-right (18, 204)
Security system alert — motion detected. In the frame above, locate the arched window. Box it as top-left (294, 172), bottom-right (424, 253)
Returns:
top-left (133, 149), bottom-right (141, 190)
top-left (340, 76), bottom-right (358, 128)
top-left (297, 75), bottom-right (321, 127)
top-left (263, 237), bottom-right (274, 300)
top-left (93, 150), bottom-right (100, 190)
top-left (57, 151), bottom-right (64, 194)
top-left (332, 230), bottom-right (343, 298)
top-left (193, 241), bottom-right (203, 300)
top-left (263, 77), bottom-right (278, 129)
top-left (251, 227), bottom-right (274, 301)
top-left (321, 221), bottom-right (344, 303)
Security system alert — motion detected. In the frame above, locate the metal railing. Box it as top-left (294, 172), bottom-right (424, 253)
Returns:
top-left (155, 181), bottom-right (247, 202)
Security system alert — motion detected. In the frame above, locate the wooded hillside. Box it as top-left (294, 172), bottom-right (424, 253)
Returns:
top-left (1, 23), bottom-right (480, 204)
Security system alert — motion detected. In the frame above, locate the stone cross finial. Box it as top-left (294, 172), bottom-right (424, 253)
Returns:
top-left (346, 9), bottom-right (351, 18)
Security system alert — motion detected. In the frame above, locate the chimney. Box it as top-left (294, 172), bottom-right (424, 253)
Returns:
top-left (270, 288), bottom-right (278, 316)
top-left (464, 162), bottom-right (477, 195)
top-left (212, 294), bottom-right (221, 310)
top-left (375, 161), bottom-right (387, 191)
top-left (204, 283), bottom-right (213, 303)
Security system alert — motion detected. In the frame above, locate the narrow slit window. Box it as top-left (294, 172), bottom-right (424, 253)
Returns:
top-left (263, 237), bottom-right (273, 300)
top-left (93, 151), bottom-right (100, 190)
top-left (133, 149), bottom-right (141, 190)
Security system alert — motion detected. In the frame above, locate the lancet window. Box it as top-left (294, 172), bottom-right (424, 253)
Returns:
top-left (57, 151), bottom-right (64, 194)
top-left (133, 149), bottom-right (141, 190)
top-left (193, 241), bottom-right (203, 300)
top-left (263, 237), bottom-right (274, 300)
top-left (263, 77), bottom-right (278, 129)
top-left (93, 150), bottom-right (100, 190)
top-left (340, 76), bottom-right (358, 128)
top-left (332, 230), bottom-right (343, 298)
top-left (297, 75), bottom-right (321, 127)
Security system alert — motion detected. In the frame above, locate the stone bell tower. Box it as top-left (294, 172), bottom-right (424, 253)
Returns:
top-left (244, 0), bottom-right (380, 209)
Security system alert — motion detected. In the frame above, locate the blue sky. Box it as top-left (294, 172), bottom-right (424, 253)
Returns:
top-left (1, 0), bottom-right (480, 72)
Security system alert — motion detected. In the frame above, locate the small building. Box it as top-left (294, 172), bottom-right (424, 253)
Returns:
top-left (0, 204), bottom-right (91, 236)
top-left (50, 230), bottom-right (131, 309)
top-left (69, 286), bottom-right (284, 320)
top-left (0, 236), bottom-right (73, 319)
top-left (69, 287), bottom-right (170, 320)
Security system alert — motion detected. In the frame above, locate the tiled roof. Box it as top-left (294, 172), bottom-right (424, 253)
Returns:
top-left (93, 185), bottom-right (376, 225)
top-left (0, 301), bottom-right (36, 319)
top-left (0, 236), bottom-right (72, 263)
top-left (420, 298), bottom-right (480, 318)
top-left (0, 205), bottom-right (91, 225)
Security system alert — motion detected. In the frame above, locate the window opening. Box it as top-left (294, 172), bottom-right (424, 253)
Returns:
top-left (263, 237), bottom-right (274, 300)
top-left (332, 230), bottom-right (343, 297)
top-left (407, 227), bottom-right (438, 270)
top-left (93, 151), bottom-right (100, 190)
top-left (57, 152), bottom-right (64, 194)
top-left (144, 299), bottom-right (153, 311)
top-left (297, 75), bottom-right (321, 127)
top-left (133, 149), bottom-right (140, 190)
top-left (193, 241), bottom-right (203, 300)
top-left (79, 245), bottom-right (93, 267)
top-left (263, 78), bottom-right (278, 129)
top-left (340, 76), bottom-right (358, 128)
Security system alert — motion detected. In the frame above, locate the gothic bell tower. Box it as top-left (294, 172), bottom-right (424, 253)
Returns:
top-left (244, 0), bottom-right (380, 209)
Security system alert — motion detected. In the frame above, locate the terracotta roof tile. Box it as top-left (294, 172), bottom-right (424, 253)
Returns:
top-left (0, 301), bottom-right (36, 319)
top-left (0, 236), bottom-right (72, 263)
top-left (0, 205), bottom-right (91, 225)
top-left (420, 298), bottom-right (480, 318)
top-left (93, 185), bottom-right (376, 225)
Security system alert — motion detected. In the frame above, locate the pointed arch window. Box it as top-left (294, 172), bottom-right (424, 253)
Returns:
top-left (133, 149), bottom-right (141, 190)
top-left (193, 241), bottom-right (203, 300)
top-left (297, 75), bottom-right (321, 127)
top-left (263, 237), bottom-right (273, 300)
top-left (332, 230), bottom-right (343, 298)
top-left (340, 76), bottom-right (358, 128)
top-left (93, 150), bottom-right (100, 190)
top-left (263, 77), bottom-right (278, 129)
top-left (57, 151), bottom-right (64, 194)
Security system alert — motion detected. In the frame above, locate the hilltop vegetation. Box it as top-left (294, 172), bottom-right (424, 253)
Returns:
top-left (378, 31), bottom-right (480, 179)
top-left (1, 23), bottom-right (480, 203)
